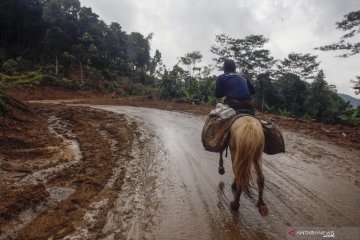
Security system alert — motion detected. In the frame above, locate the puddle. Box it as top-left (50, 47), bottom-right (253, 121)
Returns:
top-left (15, 116), bottom-right (82, 186)
top-left (47, 187), bottom-right (76, 203)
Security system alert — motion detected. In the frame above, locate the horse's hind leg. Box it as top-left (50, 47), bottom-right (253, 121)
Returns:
top-left (255, 160), bottom-right (268, 216)
top-left (218, 151), bottom-right (225, 175)
top-left (230, 179), bottom-right (242, 211)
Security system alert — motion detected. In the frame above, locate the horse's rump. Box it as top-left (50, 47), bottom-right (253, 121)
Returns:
top-left (230, 116), bottom-right (265, 197)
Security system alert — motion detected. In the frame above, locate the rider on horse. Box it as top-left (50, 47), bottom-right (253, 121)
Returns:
top-left (215, 59), bottom-right (256, 115)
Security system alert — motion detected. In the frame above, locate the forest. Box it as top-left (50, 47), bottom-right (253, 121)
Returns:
top-left (0, 0), bottom-right (359, 126)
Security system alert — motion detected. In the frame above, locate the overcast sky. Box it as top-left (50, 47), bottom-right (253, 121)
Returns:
top-left (80, 0), bottom-right (360, 97)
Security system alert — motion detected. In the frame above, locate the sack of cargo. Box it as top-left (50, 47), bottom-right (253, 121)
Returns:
top-left (260, 119), bottom-right (285, 155)
top-left (201, 114), bottom-right (245, 153)
top-left (201, 107), bottom-right (285, 155)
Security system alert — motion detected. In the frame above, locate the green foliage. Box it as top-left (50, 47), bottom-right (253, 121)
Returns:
top-left (211, 34), bottom-right (275, 78)
top-left (104, 80), bottom-right (120, 93)
top-left (0, 72), bottom-right (43, 87)
top-left (0, 0), bottom-right (357, 128)
top-left (0, 92), bottom-right (10, 116)
top-left (2, 59), bottom-right (18, 74)
top-left (276, 53), bottom-right (320, 81)
top-left (351, 76), bottom-right (360, 95)
top-left (157, 69), bottom-right (183, 99)
top-left (338, 107), bottom-right (360, 126)
top-left (62, 79), bottom-right (91, 90)
top-left (277, 108), bottom-right (292, 117)
top-left (316, 10), bottom-right (360, 57)
top-left (180, 51), bottom-right (203, 77)
top-left (316, 10), bottom-right (359, 95)
top-left (264, 103), bottom-right (277, 114)
top-left (41, 75), bottom-right (59, 85)
top-left (129, 83), bottom-right (152, 96)
top-left (206, 96), bottom-right (217, 106)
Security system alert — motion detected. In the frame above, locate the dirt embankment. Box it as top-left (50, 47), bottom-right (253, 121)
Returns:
top-left (0, 102), bottom-right (136, 239)
top-left (4, 85), bottom-right (104, 101)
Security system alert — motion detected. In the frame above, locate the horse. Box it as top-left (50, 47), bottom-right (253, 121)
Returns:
top-left (220, 115), bottom-right (268, 216)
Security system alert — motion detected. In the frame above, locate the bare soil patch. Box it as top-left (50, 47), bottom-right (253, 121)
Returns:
top-left (0, 102), bottom-right (135, 239)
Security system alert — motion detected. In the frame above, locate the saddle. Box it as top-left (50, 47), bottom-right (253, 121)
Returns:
top-left (201, 114), bottom-right (285, 155)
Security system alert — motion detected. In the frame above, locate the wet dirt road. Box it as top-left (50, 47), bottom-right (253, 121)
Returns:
top-left (90, 105), bottom-right (360, 240)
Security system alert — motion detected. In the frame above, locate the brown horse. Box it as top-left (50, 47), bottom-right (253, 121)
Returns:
top-left (228, 116), bottom-right (268, 216)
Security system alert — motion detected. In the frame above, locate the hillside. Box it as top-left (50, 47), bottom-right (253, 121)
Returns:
top-left (338, 93), bottom-right (360, 107)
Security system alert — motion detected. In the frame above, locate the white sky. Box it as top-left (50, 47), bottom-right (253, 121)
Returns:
top-left (80, 0), bottom-right (360, 98)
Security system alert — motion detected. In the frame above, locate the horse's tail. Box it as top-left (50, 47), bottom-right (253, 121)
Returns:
top-left (230, 117), bottom-right (264, 197)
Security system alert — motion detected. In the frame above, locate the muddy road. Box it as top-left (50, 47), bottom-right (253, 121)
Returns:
top-left (1, 104), bottom-right (359, 240)
top-left (89, 105), bottom-right (360, 240)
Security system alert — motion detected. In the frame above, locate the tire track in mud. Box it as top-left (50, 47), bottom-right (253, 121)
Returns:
top-left (94, 115), bottom-right (164, 240)
top-left (94, 106), bottom-right (277, 240)
top-left (265, 160), bottom-right (358, 226)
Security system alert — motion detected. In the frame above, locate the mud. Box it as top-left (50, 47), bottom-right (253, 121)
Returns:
top-left (90, 106), bottom-right (360, 240)
top-left (0, 97), bottom-right (359, 239)
top-left (0, 104), bottom-right (135, 239)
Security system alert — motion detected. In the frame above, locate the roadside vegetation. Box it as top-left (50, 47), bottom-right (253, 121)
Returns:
top-left (0, 1), bottom-right (359, 125)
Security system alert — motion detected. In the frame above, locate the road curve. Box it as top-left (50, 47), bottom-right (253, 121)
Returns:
top-left (92, 105), bottom-right (360, 240)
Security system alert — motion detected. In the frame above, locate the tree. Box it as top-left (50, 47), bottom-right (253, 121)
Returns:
top-left (316, 10), bottom-right (360, 57)
top-left (0, 0), bottom-right (45, 61)
top-left (211, 34), bottom-right (275, 78)
top-left (127, 32), bottom-right (151, 72)
top-left (102, 22), bottom-right (128, 76)
top-left (255, 72), bottom-right (277, 111)
top-left (72, 32), bottom-right (97, 80)
top-left (275, 73), bottom-right (308, 116)
top-left (305, 70), bottom-right (348, 123)
top-left (351, 76), bottom-right (360, 95)
top-left (42, 0), bottom-right (80, 26)
top-left (149, 49), bottom-right (163, 78)
top-left (316, 10), bottom-right (360, 95)
top-left (158, 67), bottom-right (183, 99)
top-left (44, 27), bottom-right (71, 75)
top-left (180, 51), bottom-right (203, 77)
top-left (276, 53), bottom-right (320, 81)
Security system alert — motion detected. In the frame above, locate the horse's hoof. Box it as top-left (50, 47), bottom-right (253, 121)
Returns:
top-left (257, 204), bottom-right (269, 216)
top-left (218, 166), bottom-right (225, 175)
top-left (230, 201), bottom-right (240, 211)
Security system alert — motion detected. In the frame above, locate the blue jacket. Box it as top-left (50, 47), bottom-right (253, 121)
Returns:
top-left (215, 73), bottom-right (255, 100)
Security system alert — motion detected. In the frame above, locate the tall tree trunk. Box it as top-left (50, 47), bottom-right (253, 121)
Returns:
top-left (17, 22), bottom-right (20, 48)
top-left (80, 61), bottom-right (83, 80)
top-left (55, 52), bottom-right (58, 75)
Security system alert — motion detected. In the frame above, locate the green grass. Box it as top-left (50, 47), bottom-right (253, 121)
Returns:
top-left (0, 71), bottom-right (44, 88)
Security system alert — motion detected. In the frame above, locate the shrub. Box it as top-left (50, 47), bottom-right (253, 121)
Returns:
top-left (129, 83), bottom-right (152, 95)
top-left (0, 93), bottom-right (10, 116)
top-left (41, 75), bottom-right (59, 85)
top-left (2, 59), bottom-right (17, 74)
